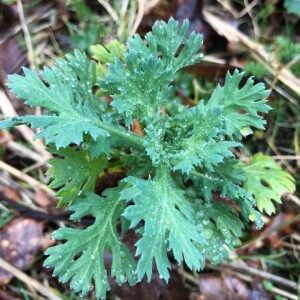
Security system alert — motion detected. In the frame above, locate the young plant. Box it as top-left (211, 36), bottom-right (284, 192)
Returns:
top-left (0, 18), bottom-right (295, 299)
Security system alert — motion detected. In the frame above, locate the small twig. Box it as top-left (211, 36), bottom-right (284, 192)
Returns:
top-left (233, 271), bottom-right (298, 300)
top-left (291, 233), bottom-right (300, 243)
top-left (0, 160), bottom-right (54, 196)
top-left (264, 77), bottom-right (299, 107)
top-left (47, 29), bottom-right (64, 58)
top-left (118, 0), bottom-right (130, 38)
top-left (221, 261), bottom-right (298, 290)
top-left (285, 53), bottom-right (300, 70)
top-left (243, 0), bottom-right (260, 39)
top-left (216, 0), bottom-right (240, 18)
top-left (144, 0), bottom-right (162, 14)
top-left (0, 173), bottom-right (33, 198)
top-left (266, 138), bottom-right (295, 174)
top-left (0, 191), bottom-right (60, 221)
top-left (0, 89), bottom-right (51, 159)
top-left (281, 241), bottom-right (300, 251)
top-left (130, 0), bottom-right (162, 35)
top-left (22, 160), bottom-right (48, 174)
top-left (269, 287), bottom-right (298, 300)
top-left (0, 257), bottom-right (62, 300)
top-left (203, 11), bottom-right (300, 96)
top-left (175, 264), bottom-right (200, 285)
top-left (216, 0), bottom-right (258, 19)
top-left (120, 0), bottom-right (129, 18)
top-left (282, 193), bottom-right (300, 209)
top-left (202, 55), bottom-right (227, 65)
top-left (131, 0), bottom-right (145, 35)
top-left (3, 139), bottom-right (48, 165)
top-left (97, 0), bottom-right (119, 23)
top-left (271, 155), bottom-right (300, 160)
top-left (0, 2), bottom-right (55, 47)
top-left (17, 0), bottom-right (35, 69)
top-left (240, 214), bottom-right (300, 249)
top-left (0, 192), bottom-right (94, 225)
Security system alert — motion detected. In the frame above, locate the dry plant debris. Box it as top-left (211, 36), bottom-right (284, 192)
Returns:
top-left (0, 0), bottom-right (299, 299)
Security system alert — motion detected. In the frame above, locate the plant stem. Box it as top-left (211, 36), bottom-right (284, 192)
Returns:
top-left (98, 121), bottom-right (147, 151)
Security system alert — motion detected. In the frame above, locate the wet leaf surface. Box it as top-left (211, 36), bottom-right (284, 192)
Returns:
top-left (104, 230), bottom-right (189, 300)
top-left (0, 0), bottom-right (299, 298)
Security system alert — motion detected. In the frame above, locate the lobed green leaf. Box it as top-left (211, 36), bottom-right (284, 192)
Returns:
top-left (242, 153), bottom-right (296, 215)
top-left (44, 187), bottom-right (136, 299)
top-left (2, 51), bottom-right (112, 151)
top-left (100, 18), bottom-right (203, 127)
top-left (206, 69), bottom-right (271, 140)
top-left (47, 146), bottom-right (107, 207)
top-left (121, 165), bottom-right (205, 281)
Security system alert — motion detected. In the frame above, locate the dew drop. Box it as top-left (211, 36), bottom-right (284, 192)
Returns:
top-left (202, 220), bottom-right (209, 225)
top-left (197, 210), bottom-right (204, 218)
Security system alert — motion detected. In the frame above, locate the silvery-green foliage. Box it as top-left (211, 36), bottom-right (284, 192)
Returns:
top-left (0, 18), bottom-right (282, 299)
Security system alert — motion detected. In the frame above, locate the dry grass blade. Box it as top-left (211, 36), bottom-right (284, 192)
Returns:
top-left (0, 2), bottom-right (56, 47)
top-left (130, 0), bottom-right (162, 35)
top-left (97, 0), bottom-right (119, 22)
top-left (243, 0), bottom-right (260, 39)
top-left (0, 257), bottom-right (61, 300)
top-left (5, 140), bottom-right (48, 165)
top-left (217, 0), bottom-right (258, 19)
top-left (130, 0), bottom-right (145, 35)
top-left (232, 271), bottom-right (299, 300)
top-left (16, 0), bottom-right (35, 69)
top-left (240, 214), bottom-right (300, 249)
top-left (203, 11), bottom-right (300, 97)
top-left (221, 261), bottom-right (299, 291)
top-left (0, 89), bottom-right (51, 159)
top-left (0, 160), bottom-right (54, 196)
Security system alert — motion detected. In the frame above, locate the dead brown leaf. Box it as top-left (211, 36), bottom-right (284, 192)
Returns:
top-left (0, 38), bottom-right (27, 82)
top-left (197, 272), bottom-right (270, 300)
top-left (0, 218), bottom-right (45, 285)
